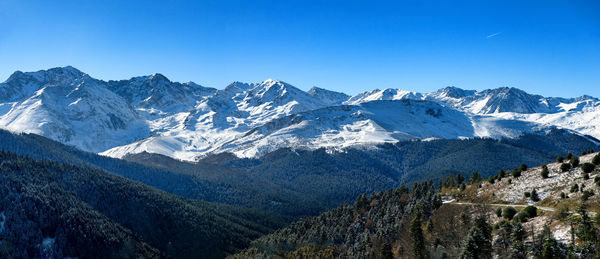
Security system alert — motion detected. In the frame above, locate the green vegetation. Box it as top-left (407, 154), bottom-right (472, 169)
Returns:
top-left (520, 163), bottom-right (528, 171)
top-left (502, 207), bottom-right (517, 220)
top-left (593, 153), bottom-right (600, 165)
top-left (582, 163), bottom-right (595, 174)
top-left (541, 165), bottom-right (550, 178)
top-left (570, 156), bottom-right (580, 167)
top-left (512, 168), bottom-right (522, 178)
top-left (233, 182), bottom-right (444, 258)
top-left (561, 163), bottom-right (571, 172)
top-left (0, 151), bottom-right (287, 258)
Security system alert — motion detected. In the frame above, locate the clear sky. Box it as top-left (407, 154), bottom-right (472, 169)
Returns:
top-left (1, 0), bottom-right (599, 97)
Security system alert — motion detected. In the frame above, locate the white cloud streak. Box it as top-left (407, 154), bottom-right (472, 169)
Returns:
top-left (486, 32), bottom-right (502, 39)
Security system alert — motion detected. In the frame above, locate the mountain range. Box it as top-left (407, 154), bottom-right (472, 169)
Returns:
top-left (1, 66), bottom-right (598, 161)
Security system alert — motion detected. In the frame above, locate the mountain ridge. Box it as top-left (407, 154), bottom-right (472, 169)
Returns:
top-left (1, 66), bottom-right (599, 161)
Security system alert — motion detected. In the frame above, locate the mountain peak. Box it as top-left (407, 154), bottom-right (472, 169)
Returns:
top-left (307, 86), bottom-right (349, 106)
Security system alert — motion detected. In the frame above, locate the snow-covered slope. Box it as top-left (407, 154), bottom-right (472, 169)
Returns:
top-left (344, 88), bottom-right (424, 105)
top-left (0, 67), bottom-right (147, 152)
top-left (1, 66), bottom-right (598, 161)
top-left (307, 86), bottom-right (349, 106)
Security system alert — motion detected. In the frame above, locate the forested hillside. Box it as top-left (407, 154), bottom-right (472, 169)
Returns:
top-left (234, 151), bottom-right (600, 258)
top-left (0, 151), bottom-right (287, 258)
top-left (0, 129), bottom-right (322, 217)
top-left (131, 128), bottom-right (599, 209)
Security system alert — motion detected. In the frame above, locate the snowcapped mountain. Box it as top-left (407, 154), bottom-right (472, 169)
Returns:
top-left (0, 66), bottom-right (598, 161)
top-left (0, 66), bottom-right (147, 152)
top-left (106, 73), bottom-right (217, 115)
top-left (307, 86), bottom-right (349, 106)
top-left (344, 88), bottom-right (424, 105)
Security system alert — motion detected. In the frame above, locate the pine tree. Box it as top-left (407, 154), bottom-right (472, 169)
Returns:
top-left (512, 168), bottom-right (521, 178)
top-left (459, 218), bottom-right (492, 259)
top-left (560, 163), bottom-right (571, 172)
top-left (530, 189), bottom-right (540, 202)
top-left (570, 156), bottom-right (580, 167)
top-left (539, 225), bottom-right (563, 259)
top-left (541, 165), bottom-right (549, 178)
top-left (509, 222), bottom-right (526, 258)
top-left (520, 164), bottom-right (527, 171)
top-left (409, 209), bottom-right (427, 259)
top-left (581, 163), bottom-right (595, 174)
top-left (592, 153), bottom-right (600, 165)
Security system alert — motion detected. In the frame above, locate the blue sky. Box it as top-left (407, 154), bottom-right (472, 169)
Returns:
top-left (1, 0), bottom-right (599, 97)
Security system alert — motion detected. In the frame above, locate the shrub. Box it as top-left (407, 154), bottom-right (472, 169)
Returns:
top-left (541, 166), bottom-right (549, 179)
top-left (520, 164), bottom-right (527, 171)
top-left (584, 173), bottom-right (590, 180)
top-left (570, 184), bottom-right (579, 193)
top-left (593, 154), bottom-right (600, 165)
top-left (495, 207), bottom-right (503, 217)
top-left (560, 192), bottom-right (567, 199)
top-left (512, 168), bottom-right (521, 178)
top-left (595, 176), bottom-right (600, 183)
top-left (523, 206), bottom-right (537, 218)
top-left (524, 192), bottom-right (531, 198)
top-left (581, 190), bottom-right (595, 201)
top-left (582, 151), bottom-right (587, 156)
top-left (560, 163), bottom-right (571, 172)
top-left (531, 189), bottom-right (540, 202)
top-left (566, 153), bottom-right (573, 160)
top-left (514, 212), bottom-right (528, 222)
top-left (556, 156), bottom-right (564, 163)
top-left (503, 207), bottom-right (517, 220)
top-left (488, 176), bottom-right (495, 184)
top-left (508, 179), bottom-right (512, 184)
top-left (570, 156), bottom-right (580, 167)
top-left (499, 169), bottom-right (506, 178)
top-left (581, 163), bottom-right (595, 174)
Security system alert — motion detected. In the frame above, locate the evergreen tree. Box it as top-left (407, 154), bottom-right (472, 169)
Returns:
top-left (459, 221), bottom-right (492, 259)
top-left (593, 153), bottom-right (600, 165)
top-left (560, 163), bottom-right (571, 172)
top-left (576, 205), bottom-right (598, 244)
top-left (469, 172), bottom-right (483, 184)
top-left (503, 207), bottom-right (517, 220)
top-left (409, 210), bottom-right (427, 259)
top-left (556, 156), bottom-right (564, 163)
top-left (509, 222), bottom-right (526, 259)
top-left (511, 168), bottom-right (521, 178)
top-left (530, 189), bottom-right (540, 202)
top-left (540, 165), bottom-right (549, 178)
top-left (581, 163), bottom-right (595, 174)
top-left (539, 225), bottom-right (563, 259)
top-left (566, 152), bottom-right (573, 160)
top-left (456, 174), bottom-right (465, 185)
top-left (495, 208), bottom-right (503, 218)
top-left (570, 156), bottom-right (580, 167)
top-left (520, 164), bottom-right (527, 171)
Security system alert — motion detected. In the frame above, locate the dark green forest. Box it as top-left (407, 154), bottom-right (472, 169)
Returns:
top-left (0, 151), bottom-right (287, 258)
top-left (131, 128), bottom-right (599, 211)
top-left (1, 128), bottom-right (597, 219)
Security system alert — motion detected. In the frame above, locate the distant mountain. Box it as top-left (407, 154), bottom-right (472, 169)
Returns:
top-left (1, 66), bottom-right (598, 161)
top-left (307, 86), bottom-right (349, 106)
